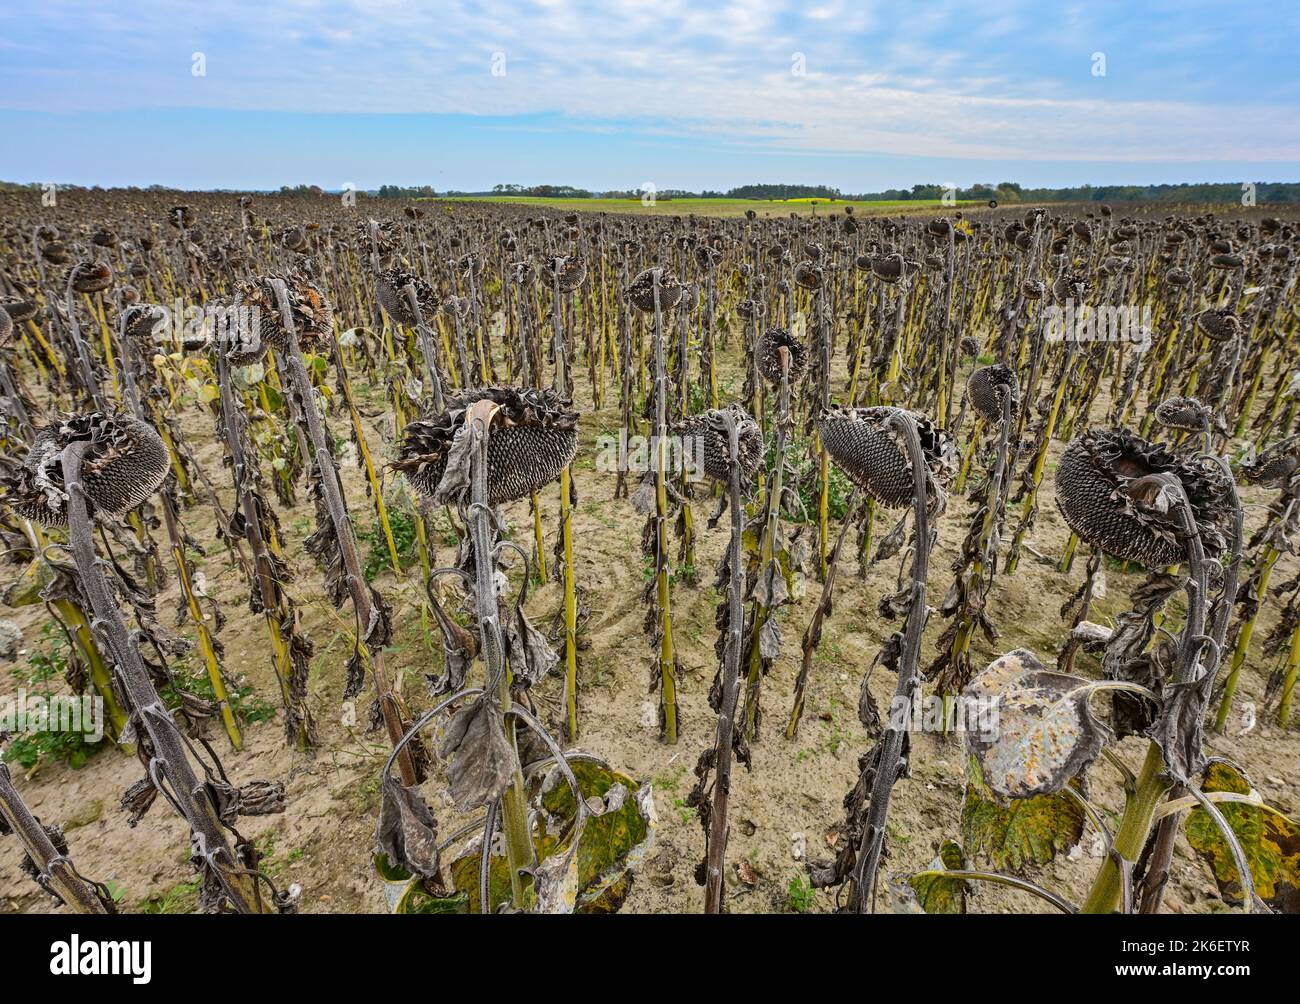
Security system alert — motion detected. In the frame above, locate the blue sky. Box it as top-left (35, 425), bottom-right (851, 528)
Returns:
top-left (1, 0), bottom-right (1297, 191)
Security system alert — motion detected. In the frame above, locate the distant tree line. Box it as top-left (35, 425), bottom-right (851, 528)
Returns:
top-left (1010, 182), bottom-right (1300, 204)
top-left (724, 183), bottom-right (843, 200)
top-left (4, 180), bottom-right (1298, 204)
top-left (375, 184), bottom-right (438, 199)
top-left (462, 181), bottom-right (1300, 204)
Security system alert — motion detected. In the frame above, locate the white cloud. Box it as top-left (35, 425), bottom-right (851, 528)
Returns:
top-left (0, 0), bottom-right (1295, 164)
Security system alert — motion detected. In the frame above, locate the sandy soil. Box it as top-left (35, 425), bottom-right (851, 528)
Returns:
top-left (1, 324), bottom-right (1296, 916)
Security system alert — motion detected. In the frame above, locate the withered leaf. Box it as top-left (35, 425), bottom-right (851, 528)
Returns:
top-left (376, 775), bottom-right (441, 879)
top-left (963, 649), bottom-right (1105, 798)
top-left (439, 695), bottom-right (514, 811)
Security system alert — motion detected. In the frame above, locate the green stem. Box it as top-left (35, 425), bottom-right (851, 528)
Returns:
top-left (1080, 742), bottom-right (1170, 914)
top-left (1215, 545), bottom-right (1278, 732)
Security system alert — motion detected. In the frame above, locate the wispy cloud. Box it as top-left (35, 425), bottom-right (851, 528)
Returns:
top-left (0, 0), bottom-right (1296, 185)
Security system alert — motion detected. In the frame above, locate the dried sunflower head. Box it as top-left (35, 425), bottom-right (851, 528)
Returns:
top-left (120, 303), bottom-right (168, 343)
top-left (41, 242), bottom-right (70, 265)
top-left (215, 298), bottom-right (265, 366)
top-left (5, 413), bottom-right (170, 528)
top-left (817, 406), bottom-right (956, 509)
top-left (870, 253), bottom-right (906, 284)
top-left (280, 226), bottom-right (309, 253)
top-left (375, 268), bottom-right (438, 328)
top-left (1195, 308), bottom-right (1240, 342)
top-left (673, 405), bottom-right (764, 484)
top-left (756, 327), bottom-right (808, 386)
top-left (234, 275), bottom-right (331, 352)
top-left (966, 363), bottom-right (1020, 425)
top-left (396, 387), bottom-right (579, 506)
top-left (549, 256), bottom-right (587, 294)
top-left (1, 296), bottom-right (38, 325)
top-left (1152, 396), bottom-right (1212, 434)
top-left (68, 261), bottom-right (112, 294)
top-left (1241, 436), bottom-right (1300, 489)
top-left (441, 295), bottom-right (470, 319)
top-left (626, 267), bottom-right (683, 313)
top-left (694, 245), bottom-right (722, 270)
top-left (1051, 270), bottom-right (1090, 305)
top-left (460, 252), bottom-right (484, 278)
top-left (793, 260), bottom-right (823, 290)
top-left (1054, 428), bottom-right (1233, 566)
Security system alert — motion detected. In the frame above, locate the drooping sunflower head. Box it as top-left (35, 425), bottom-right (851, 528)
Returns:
top-left (817, 406), bottom-right (956, 509)
top-left (1152, 396), bottom-right (1212, 434)
top-left (234, 274), bottom-right (332, 353)
top-left (120, 303), bottom-right (169, 343)
top-left (1054, 428), bottom-right (1233, 566)
top-left (1241, 436), bottom-right (1300, 489)
top-left (626, 267), bottom-right (683, 313)
top-left (5, 413), bottom-right (170, 528)
top-left (673, 405), bottom-right (764, 485)
top-left (756, 327), bottom-right (808, 386)
top-left (68, 261), bottom-right (113, 295)
top-left (396, 387), bottom-right (579, 506)
top-left (550, 256), bottom-right (588, 294)
top-left (375, 268), bottom-right (438, 328)
top-left (793, 260), bottom-right (823, 290)
top-left (966, 363), bottom-right (1020, 426)
top-left (1195, 308), bottom-right (1240, 342)
top-left (1, 296), bottom-right (38, 326)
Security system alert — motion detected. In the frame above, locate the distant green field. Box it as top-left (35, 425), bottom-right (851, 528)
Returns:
top-left (425, 196), bottom-right (980, 218)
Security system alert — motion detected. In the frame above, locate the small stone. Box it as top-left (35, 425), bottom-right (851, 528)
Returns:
top-left (0, 620), bottom-right (22, 661)
top-left (639, 701), bottom-right (658, 729)
top-left (790, 832), bottom-right (806, 861)
top-left (647, 845), bottom-right (677, 887)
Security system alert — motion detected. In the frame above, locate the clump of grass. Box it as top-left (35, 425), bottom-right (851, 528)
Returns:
top-left (787, 875), bottom-right (816, 913)
top-left (359, 506), bottom-right (421, 582)
top-left (3, 623), bottom-right (105, 772)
